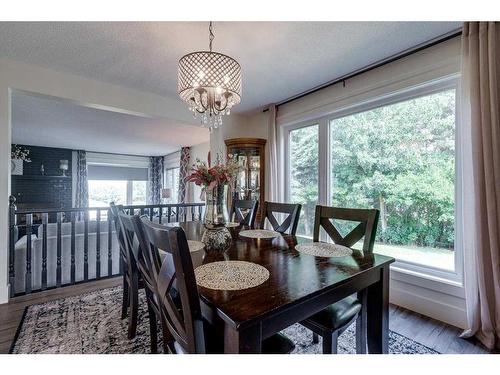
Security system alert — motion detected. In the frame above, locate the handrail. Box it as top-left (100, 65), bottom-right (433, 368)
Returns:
top-left (14, 202), bottom-right (204, 215)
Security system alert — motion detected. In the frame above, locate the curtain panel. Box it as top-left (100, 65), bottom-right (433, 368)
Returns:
top-left (178, 147), bottom-right (191, 203)
top-left (148, 156), bottom-right (164, 204)
top-left (75, 150), bottom-right (88, 208)
top-left (267, 104), bottom-right (279, 202)
top-left (461, 21), bottom-right (500, 350)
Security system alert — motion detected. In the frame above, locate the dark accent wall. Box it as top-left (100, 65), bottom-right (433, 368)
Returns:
top-left (11, 145), bottom-right (73, 209)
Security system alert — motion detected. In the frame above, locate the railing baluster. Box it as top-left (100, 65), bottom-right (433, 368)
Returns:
top-left (8, 196), bottom-right (16, 297)
top-left (41, 213), bottom-right (48, 290)
top-left (7, 203), bottom-right (205, 296)
top-left (56, 212), bottom-right (62, 287)
top-left (70, 212), bottom-right (76, 284)
top-left (84, 211), bottom-right (89, 281)
top-left (96, 209), bottom-right (101, 279)
top-left (25, 214), bottom-right (33, 294)
top-left (108, 210), bottom-right (112, 277)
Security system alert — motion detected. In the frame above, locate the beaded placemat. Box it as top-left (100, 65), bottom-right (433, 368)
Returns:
top-left (295, 242), bottom-right (353, 258)
top-left (239, 229), bottom-right (281, 239)
top-left (194, 261), bottom-right (270, 290)
top-left (225, 222), bottom-right (241, 228)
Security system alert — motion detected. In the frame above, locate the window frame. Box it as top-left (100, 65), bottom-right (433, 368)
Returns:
top-left (88, 179), bottom-right (148, 206)
top-left (282, 75), bottom-right (463, 284)
top-left (164, 166), bottom-right (180, 204)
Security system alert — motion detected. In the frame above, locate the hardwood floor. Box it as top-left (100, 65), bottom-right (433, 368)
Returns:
top-left (0, 278), bottom-right (492, 354)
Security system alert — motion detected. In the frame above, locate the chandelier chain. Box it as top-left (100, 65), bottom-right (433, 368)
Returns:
top-left (209, 21), bottom-right (214, 52)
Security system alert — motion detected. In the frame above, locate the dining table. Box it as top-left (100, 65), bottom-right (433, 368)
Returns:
top-left (167, 221), bottom-right (395, 354)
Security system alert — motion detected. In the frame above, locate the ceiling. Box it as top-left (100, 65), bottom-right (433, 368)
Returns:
top-left (11, 92), bottom-right (209, 156)
top-left (0, 22), bottom-right (461, 114)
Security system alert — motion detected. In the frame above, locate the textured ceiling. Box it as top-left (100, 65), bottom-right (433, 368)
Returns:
top-left (12, 92), bottom-right (210, 156)
top-left (0, 22), bottom-right (461, 113)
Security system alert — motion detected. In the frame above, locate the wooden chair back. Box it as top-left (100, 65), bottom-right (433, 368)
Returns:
top-left (259, 201), bottom-right (302, 235)
top-left (110, 203), bottom-right (136, 276)
top-left (132, 216), bottom-right (205, 354)
top-left (229, 199), bottom-right (259, 227)
top-left (313, 205), bottom-right (380, 253)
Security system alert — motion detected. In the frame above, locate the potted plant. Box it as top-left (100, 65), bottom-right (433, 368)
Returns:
top-left (187, 153), bottom-right (238, 252)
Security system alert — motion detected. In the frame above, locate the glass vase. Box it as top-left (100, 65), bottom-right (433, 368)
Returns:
top-left (202, 184), bottom-right (232, 252)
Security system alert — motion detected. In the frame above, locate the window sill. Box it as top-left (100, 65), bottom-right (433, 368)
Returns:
top-left (390, 262), bottom-right (464, 298)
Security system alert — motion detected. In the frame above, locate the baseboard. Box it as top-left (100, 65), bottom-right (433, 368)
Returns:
top-left (0, 283), bottom-right (8, 304)
top-left (390, 278), bottom-right (467, 329)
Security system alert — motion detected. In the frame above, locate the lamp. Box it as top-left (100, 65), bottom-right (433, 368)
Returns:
top-left (178, 22), bottom-right (242, 130)
top-left (59, 160), bottom-right (69, 177)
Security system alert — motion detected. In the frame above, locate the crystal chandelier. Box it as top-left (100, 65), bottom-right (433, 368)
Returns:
top-left (178, 22), bottom-right (242, 130)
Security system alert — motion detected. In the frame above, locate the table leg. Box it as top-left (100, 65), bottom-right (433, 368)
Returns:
top-left (224, 322), bottom-right (262, 353)
top-left (367, 264), bottom-right (390, 354)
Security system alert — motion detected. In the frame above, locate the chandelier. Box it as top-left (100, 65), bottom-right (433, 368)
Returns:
top-left (178, 22), bottom-right (242, 130)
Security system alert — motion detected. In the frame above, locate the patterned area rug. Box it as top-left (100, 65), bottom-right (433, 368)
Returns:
top-left (10, 286), bottom-right (438, 354)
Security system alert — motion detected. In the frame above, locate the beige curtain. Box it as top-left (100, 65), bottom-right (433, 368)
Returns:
top-left (461, 22), bottom-right (500, 350)
top-left (267, 104), bottom-right (279, 202)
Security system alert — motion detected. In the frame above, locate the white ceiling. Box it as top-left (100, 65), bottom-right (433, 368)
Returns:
top-left (0, 22), bottom-right (461, 114)
top-left (11, 92), bottom-right (209, 156)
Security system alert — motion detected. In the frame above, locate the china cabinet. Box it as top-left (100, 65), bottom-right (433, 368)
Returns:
top-left (225, 138), bottom-right (266, 220)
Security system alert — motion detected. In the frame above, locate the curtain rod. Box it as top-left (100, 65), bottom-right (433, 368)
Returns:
top-left (263, 27), bottom-right (462, 112)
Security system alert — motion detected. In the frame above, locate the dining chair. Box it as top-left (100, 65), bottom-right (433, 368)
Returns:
top-left (133, 216), bottom-right (296, 354)
top-left (258, 201), bottom-right (302, 235)
top-left (229, 199), bottom-right (259, 227)
top-left (117, 211), bottom-right (164, 353)
top-left (110, 203), bottom-right (144, 340)
top-left (300, 205), bottom-right (380, 354)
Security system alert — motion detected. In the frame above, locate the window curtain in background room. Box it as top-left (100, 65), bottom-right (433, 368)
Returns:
top-left (75, 150), bottom-right (88, 208)
top-left (267, 104), bottom-right (279, 202)
top-left (178, 147), bottom-right (191, 203)
top-left (460, 22), bottom-right (500, 350)
top-left (148, 156), bottom-right (164, 204)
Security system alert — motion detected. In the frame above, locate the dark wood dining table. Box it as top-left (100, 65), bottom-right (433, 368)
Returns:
top-left (168, 221), bottom-right (395, 354)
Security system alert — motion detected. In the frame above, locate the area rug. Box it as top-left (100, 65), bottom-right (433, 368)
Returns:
top-left (10, 286), bottom-right (438, 354)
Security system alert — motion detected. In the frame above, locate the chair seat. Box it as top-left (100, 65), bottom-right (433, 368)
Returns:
top-left (302, 296), bottom-right (361, 332)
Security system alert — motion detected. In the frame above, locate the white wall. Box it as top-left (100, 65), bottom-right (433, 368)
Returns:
top-left (0, 58), bottom-right (202, 303)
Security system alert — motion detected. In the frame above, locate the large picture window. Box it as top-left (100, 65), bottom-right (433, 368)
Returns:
top-left (284, 79), bottom-right (459, 278)
top-left (330, 89), bottom-right (456, 271)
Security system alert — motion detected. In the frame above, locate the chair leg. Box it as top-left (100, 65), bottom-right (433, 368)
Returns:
top-left (127, 276), bottom-right (139, 339)
top-left (121, 275), bottom-right (129, 320)
top-left (312, 332), bottom-right (319, 344)
top-left (146, 294), bottom-right (158, 354)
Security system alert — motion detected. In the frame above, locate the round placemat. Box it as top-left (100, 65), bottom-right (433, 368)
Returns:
top-left (295, 242), bottom-right (353, 258)
top-left (187, 240), bottom-right (205, 253)
top-left (239, 229), bottom-right (281, 239)
top-left (225, 222), bottom-right (240, 228)
top-left (195, 261), bottom-right (270, 290)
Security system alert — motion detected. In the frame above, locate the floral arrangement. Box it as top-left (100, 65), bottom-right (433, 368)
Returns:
top-left (11, 145), bottom-right (31, 162)
top-left (187, 152), bottom-right (238, 191)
